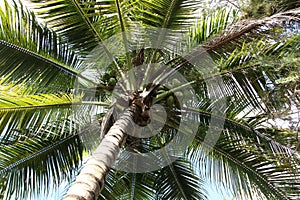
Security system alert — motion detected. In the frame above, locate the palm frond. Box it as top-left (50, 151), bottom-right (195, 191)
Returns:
top-left (0, 84), bottom-right (80, 110)
top-left (0, 0), bottom-right (93, 92)
top-left (216, 34), bottom-right (299, 124)
top-left (189, 32), bottom-right (300, 123)
top-left (127, 173), bottom-right (156, 200)
top-left (132, 0), bottom-right (200, 56)
top-left (99, 159), bottom-right (206, 200)
top-left (0, 0), bottom-right (81, 68)
top-left (0, 83), bottom-right (81, 145)
top-left (137, 0), bottom-right (198, 29)
top-left (181, 26), bottom-right (300, 199)
top-left (27, 0), bottom-right (134, 50)
top-left (204, 7), bottom-right (300, 55)
top-left (186, 108), bottom-right (300, 199)
top-left (154, 158), bottom-right (207, 200)
top-left (256, 128), bottom-right (299, 150)
top-left (27, 0), bottom-right (101, 52)
top-left (27, 0), bottom-right (137, 80)
top-left (99, 169), bottom-right (132, 199)
top-left (190, 8), bottom-right (238, 44)
top-left (99, 171), bottom-right (156, 200)
top-left (0, 133), bottom-right (83, 200)
top-left (143, 8), bottom-right (300, 100)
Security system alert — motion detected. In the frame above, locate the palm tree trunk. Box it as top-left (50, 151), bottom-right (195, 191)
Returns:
top-left (64, 105), bottom-right (138, 200)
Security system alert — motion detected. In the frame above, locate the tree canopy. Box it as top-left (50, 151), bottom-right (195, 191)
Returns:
top-left (0, 0), bottom-right (299, 199)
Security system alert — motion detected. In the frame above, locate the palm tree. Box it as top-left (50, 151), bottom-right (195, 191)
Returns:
top-left (0, 0), bottom-right (299, 199)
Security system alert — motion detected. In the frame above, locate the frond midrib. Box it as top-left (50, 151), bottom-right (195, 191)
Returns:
top-left (204, 141), bottom-right (289, 200)
top-left (0, 40), bottom-right (79, 77)
top-left (183, 106), bottom-right (295, 155)
top-left (0, 134), bottom-right (79, 174)
top-left (0, 101), bottom-right (111, 112)
top-left (0, 102), bottom-right (76, 111)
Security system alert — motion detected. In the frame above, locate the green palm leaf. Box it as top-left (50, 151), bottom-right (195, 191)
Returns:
top-left (100, 170), bottom-right (156, 199)
top-left (0, 0), bottom-right (81, 68)
top-left (154, 158), bottom-right (206, 200)
top-left (28, 0), bottom-right (100, 52)
top-left (190, 8), bottom-right (238, 44)
top-left (0, 131), bottom-right (83, 200)
top-left (99, 159), bottom-right (207, 200)
top-left (137, 0), bottom-right (198, 29)
top-left (0, 0), bottom-right (92, 92)
top-left (185, 108), bottom-right (300, 199)
top-left (0, 82), bottom-right (81, 144)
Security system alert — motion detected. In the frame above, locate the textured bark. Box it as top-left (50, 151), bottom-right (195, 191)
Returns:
top-left (64, 105), bottom-right (137, 200)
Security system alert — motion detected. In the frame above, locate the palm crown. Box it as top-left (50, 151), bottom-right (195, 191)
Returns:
top-left (0, 0), bottom-right (299, 199)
